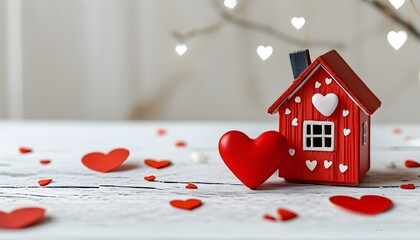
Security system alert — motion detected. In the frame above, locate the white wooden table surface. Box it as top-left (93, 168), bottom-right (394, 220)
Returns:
top-left (0, 121), bottom-right (419, 239)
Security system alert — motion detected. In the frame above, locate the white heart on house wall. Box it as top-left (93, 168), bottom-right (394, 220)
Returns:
top-left (295, 96), bottom-right (301, 103)
top-left (315, 81), bottom-right (321, 89)
top-left (387, 31), bottom-right (407, 50)
top-left (289, 148), bottom-right (295, 156)
top-left (292, 118), bottom-right (298, 126)
top-left (291, 17), bottom-right (305, 30)
top-left (342, 109), bottom-right (349, 117)
top-left (306, 160), bottom-right (317, 171)
top-left (256, 45), bottom-right (273, 61)
top-left (312, 93), bottom-right (339, 117)
top-left (324, 160), bottom-right (332, 169)
top-left (285, 108), bottom-right (291, 115)
top-left (339, 164), bottom-right (348, 173)
top-left (325, 78), bottom-right (332, 85)
top-left (343, 128), bottom-right (351, 136)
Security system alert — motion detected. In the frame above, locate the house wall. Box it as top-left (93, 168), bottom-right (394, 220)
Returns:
top-left (359, 112), bottom-right (370, 179)
top-left (278, 65), bottom-right (360, 185)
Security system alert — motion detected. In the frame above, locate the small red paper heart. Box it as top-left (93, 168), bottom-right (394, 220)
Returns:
top-left (218, 130), bottom-right (288, 189)
top-left (40, 159), bottom-right (51, 165)
top-left (170, 199), bottom-right (202, 210)
top-left (263, 214), bottom-right (276, 222)
top-left (82, 148), bottom-right (130, 173)
top-left (277, 208), bottom-right (298, 221)
top-left (19, 147), bottom-right (32, 154)
top-left (144, 175), bottom-right (155, 181)
top-left (329, 195), bottom-right (393, 215)
top-left (393, 128), bottom-right (402, 134)
top-left (405, 160), bottom-right (420, 168)
top-left (144, 159), bottom-right (172, 169)
top-left (38, 179), bottom-right (52, 186)
top-left (175, 140), bottom-right (187, 147)
top-left (0, 207), bottom-right (45, 229)
top-left (185, 183), bottom-right (197, 189)
top-left (400, 183), bottom-right (415, 189)
top-left (157, 128), bottom-right (167, 136)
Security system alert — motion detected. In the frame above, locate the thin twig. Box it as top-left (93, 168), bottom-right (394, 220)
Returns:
top-left (363, 0), bottom-right (420, 39)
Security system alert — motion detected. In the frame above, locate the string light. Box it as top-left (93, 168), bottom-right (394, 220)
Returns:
top-left (256, 45), bottom-right (273, 61)
top-left (175, 44), bottom-right (187, 56)
top-left (223, 0), bottom-right (237, 10)
top-left (291, 17), bottom-right (305, 30)
top-left (387, 30), bottom-right (407, 50)
top-left (389, 0), bottom-right (405, 9)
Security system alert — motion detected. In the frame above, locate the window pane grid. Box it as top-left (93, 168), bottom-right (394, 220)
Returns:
top-left (303, 121), bottom-right (334, 151)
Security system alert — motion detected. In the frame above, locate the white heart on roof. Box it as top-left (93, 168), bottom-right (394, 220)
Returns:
top-left (312, 93), bottom-right (338, 117)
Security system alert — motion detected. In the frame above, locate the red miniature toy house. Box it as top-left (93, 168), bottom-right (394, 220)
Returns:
top-left (268, 50), bottom-right (381, 186)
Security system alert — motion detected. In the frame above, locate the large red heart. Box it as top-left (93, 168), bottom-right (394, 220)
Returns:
top-left (170, 199), bottom-right (202, 210)
top-left (82, 148), bottom-right (130, 173)
top-left (218, 130), bottom-right (288, 189)
top-left (329, 195), bottom-right (393, 215)
top-left (0, 207), bottom-right (45, 229)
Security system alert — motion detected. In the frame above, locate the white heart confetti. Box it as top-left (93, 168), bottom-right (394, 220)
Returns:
top-left (315, 81), bottom-right (321, 89)
top-left (387, 31), bottom-right (407, 50)
top-left (389, 0), bottom-right (405, 9)
top-left (289, 148), bottom-right (295, 156)
top-left (324, 160), bottom-right (333, 169)
top-left (342, 109), bottom-right (349, 117)
top-left (312, 93), bottom-right (339, 117)
top-left (285, 108), bottom-right (291, 115)
top-left (224, 0), bottom-right (237, 9)
top-left (343, 128), bottom-right (351, 136)
top-left (306, 160), bottom-right (317, 171)
top-left (292, 118), bottom-right (298, 126)
top-left (291, 17), bottom-right (305, 30)
top-left (339, 163), bottom-right (348, 173)
top-left (256, 45), bottom-right (273, 61)
top-left (175, 44), bottom-right (187, 56)
top-left (295, 96), bottom-right (301, 103)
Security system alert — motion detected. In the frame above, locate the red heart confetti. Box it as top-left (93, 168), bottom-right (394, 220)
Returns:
top-left (400, 183), bottom-right (415, 189)
top-left (393, 128), bottom-right (402, 135)
top-left (38, 179), bottom-right (52, 186)
top-left (277, 208), bottom-right (298, 221)
top-left (185, 183), bottom-right (197, 189)
top-left (329, 195), bottom-right (393, 215)
top-left (405, 136), bottom-right (412, 141)
top-left (19, 147), bottom-right (32, 154)
top-left (170, 199), bottom-right (202, 210)
top-left (144, 159), bottom-right (172, 169)
top-left (40, 159), bottom-right (51, 165)
top-left (263, 214), bottom-right (276, 222)
top-left (175, 140), bottom-right (187, 148)
top-left (157, 128), bottom-right (167, 136)
top-left (0, 207), bottom-right (45, 229)
top-left (405, 160), bottom-right (420, 168)
top-left (82, 148), bottom-right (130, 173)
top-left (218, 130), bottom-right (288, 189)
top-left (144, 175), bottom-right (156, 181)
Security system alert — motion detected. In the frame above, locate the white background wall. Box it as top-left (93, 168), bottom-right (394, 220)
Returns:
top-left (0, 0), bottom-right (419, 122)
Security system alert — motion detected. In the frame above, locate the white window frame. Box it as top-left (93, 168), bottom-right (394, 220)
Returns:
top-left (363, 121), bottom-right (368, 145)
top-left (303, 120), bottom-right (335, 151)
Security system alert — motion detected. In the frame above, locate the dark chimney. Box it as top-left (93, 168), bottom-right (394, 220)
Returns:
top-left (289, 50), bottom-right (311, 79)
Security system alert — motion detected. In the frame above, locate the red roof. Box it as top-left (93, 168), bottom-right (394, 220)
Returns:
top-left (268, 50), bottom-right (381, 115)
